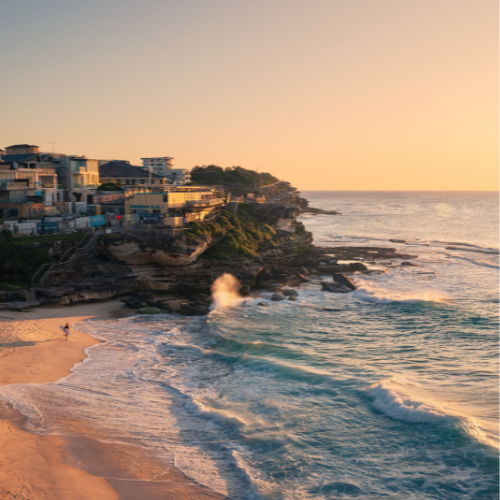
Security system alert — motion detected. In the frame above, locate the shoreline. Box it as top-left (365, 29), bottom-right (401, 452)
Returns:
top-left (0, 301), bottom-right (225, 500)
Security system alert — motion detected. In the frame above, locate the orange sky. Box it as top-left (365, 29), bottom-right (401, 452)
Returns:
top-left (0, 0), bottom-right (497, 190)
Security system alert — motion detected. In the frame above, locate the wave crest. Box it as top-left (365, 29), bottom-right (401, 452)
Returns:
top-left (368, 379), bottom-right (451, 423)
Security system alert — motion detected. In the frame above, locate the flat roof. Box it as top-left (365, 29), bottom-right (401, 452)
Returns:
top-left (141, 157), bottom-right (174, 160)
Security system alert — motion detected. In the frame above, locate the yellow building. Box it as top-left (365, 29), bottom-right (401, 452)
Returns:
top-left (125, 187), bottom-right (226, 227)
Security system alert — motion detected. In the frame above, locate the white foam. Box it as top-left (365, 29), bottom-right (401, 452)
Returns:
top-left (185, 398), bottom-right (248, 427)
top-left (368, 378), bottom-right (451, 423)
top-left (353, 283), bottom-right (449, 304)
top-left (367, 378), bottom-right (499, 449)
top-left (210, 273), bottom-right (243, 311)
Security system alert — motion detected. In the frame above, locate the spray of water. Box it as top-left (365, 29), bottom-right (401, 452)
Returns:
top-left (210, 273), bottom-right (242, 311)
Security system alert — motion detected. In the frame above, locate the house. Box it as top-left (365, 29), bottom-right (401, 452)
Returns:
top-left (99, 160), bottom-right (166, 193)
top-left (53, 156), bottom-right (100, 203)
top-left (0, 152), bottom-right (59, 218)
top-left (164, 168), bottom-right (191, 185)
top-left (141, 156), bottom-right (174, 175)
top-left (0, 159), bottom-right (45, 220)
top-left (5, 144), bottom-right (40, 155)
top-left (124, 186), bottom-right (225, 227)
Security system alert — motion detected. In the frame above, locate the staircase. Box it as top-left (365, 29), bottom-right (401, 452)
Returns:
top-left (32, 227), bottom-right (104, 288)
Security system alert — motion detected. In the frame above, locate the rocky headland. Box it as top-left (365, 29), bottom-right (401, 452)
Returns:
top-left (0, 181), bottom-right (418, 315)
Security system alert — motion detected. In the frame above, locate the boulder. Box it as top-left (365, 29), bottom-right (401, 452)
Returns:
top-left (157, 300), bottom-right (175, 312)
top-left (333, 273), bottom-right (357, 290)
top-left (348, 262), bottom-right (368, 271)
top-left (283, 288), bottom-right (298, 297)
top-left (239, 284), bottom-right (251, 295)
top-left (401, 261), bottom-right (419, 267)
top-left (257, 271), bottom-right (274, 287)
top-left (257, 302), bottom-right (267, 307)
top-left (268, 284), bottom-right (283, 292)
top-left (288, 296), bottom-right (298, 301)
top-left (138, 307), bottom-right (161, 314)
top-left (271, 293), bottom-right (286, 301)
top-left (177, 302), bottom-right (210, 316)
top-left (321, 282), bottom-right (351, 293)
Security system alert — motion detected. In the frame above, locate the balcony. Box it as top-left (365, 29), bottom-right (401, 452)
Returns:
top-left (41, 183), bottom-right (56, 189)
top-left (2, 181), bottom-right (33, 191)
top-left (185, 197), bottom-right (226, 207)
top-left (72, 183), bottom-right (100, 189)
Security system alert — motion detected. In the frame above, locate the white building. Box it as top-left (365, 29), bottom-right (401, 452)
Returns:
top-left (141, 157), bottom-right (174, 176)
top-left (141, 156), bottom-right (192, 185)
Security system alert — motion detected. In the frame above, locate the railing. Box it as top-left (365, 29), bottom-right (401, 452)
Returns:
top-left (4, 181), bottom-right (32, 189)
top-left (185, 197), bottom-right (226, 207)
top-left (114, 226), bottom-right (187, 239)
top-left (72, 183), bottom-right (100, 188)
top-left (32, 228), bottom-right (104, 287)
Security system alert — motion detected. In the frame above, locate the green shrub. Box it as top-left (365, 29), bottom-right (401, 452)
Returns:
top-left (96, 182), bottom-right (123, 192)
top-left (198, 206), bottom-right (277, 260)
top-left (0, 230), bottom-right (54, 282)
top-left (190, 165), bottom-right (279, 186)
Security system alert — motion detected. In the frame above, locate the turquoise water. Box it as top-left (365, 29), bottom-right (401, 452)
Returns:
top-left (1, 191), bottom-right (498, 499)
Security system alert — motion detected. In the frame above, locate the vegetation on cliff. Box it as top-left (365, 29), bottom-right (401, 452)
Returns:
top-left (0, 229), bottom-right (53, 284)
top-left (190, 165), bottom-right (279, 186)
top-left (185, 204), bottom-right (277, 259)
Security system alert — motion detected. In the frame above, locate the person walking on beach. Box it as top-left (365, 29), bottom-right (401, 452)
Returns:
top-left (60, 323), bottom-right (70, 340)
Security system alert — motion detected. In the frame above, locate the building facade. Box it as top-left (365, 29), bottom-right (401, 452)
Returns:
top-left (125, 187), bottom-right (225, 227)
top-left (0, 152), bottom-right (59, 219)
top-left (99, 160), bottom-right (166, 192)
top-left (141, 156), bottom-right (192, 186)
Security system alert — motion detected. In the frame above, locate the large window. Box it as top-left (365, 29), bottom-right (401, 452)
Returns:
top-left (0, 191), bottom-right (27, 203)
top-left (0, 173), bottom-right (15, 187)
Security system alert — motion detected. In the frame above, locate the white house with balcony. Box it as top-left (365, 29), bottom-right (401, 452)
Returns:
top-left (141, 156), bottom-right (192, 186)
top-left (54, 156), bottom-right (100, 203)
top-left (0, 151), bottom-right (59, 215)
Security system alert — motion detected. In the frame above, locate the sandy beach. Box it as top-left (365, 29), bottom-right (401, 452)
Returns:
top-left (0, 301), bottom-right (224, 500)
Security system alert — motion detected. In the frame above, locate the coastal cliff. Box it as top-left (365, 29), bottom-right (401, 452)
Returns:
top-left (0, 182), bottom-right (416, 314)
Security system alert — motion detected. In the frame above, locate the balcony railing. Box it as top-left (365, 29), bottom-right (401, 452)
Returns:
top-left (185, 197), bottom-right (226, 207)
top-left (2, 181), bottom-right (33, 190)
top-left (72, 183), bottom-right (100, 189)
top-left (41, 183), bottom-right (56, 188)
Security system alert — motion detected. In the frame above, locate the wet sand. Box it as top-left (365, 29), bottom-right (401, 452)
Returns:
top-left (0, 301), bottom-right (225, 500)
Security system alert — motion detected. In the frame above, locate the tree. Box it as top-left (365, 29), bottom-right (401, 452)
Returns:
top-left (96, 182), bottom-right (124, 192)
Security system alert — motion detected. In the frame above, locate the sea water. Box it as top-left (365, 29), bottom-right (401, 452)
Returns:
top-left (1, 191), bottom-right (498, 499)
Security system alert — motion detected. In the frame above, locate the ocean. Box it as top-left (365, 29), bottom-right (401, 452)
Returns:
top-left (1, 191), bottom-right (498, 499)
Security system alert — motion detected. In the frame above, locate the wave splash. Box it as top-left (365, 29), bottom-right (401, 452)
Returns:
top-left (210, 273), bottom-right (242, 311)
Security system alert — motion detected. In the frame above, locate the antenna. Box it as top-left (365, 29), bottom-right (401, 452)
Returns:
top-left (48, 142), bottom-right (56, 153)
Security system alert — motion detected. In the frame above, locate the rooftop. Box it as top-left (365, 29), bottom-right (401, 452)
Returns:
top-left (99, 160), bottom-right (164, 179)
top-left (141, 157), bottom-right (174, 160)
top-left (0, 153), bottom-right (41, 163)
top-left (6, 144), bottom-right (39, 149)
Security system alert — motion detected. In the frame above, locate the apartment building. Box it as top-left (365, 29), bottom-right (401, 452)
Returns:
top-left (124, 186), bottom-right (225, 227)
top-left (0, 148), bottom-right (59, 219)
top-left (141, 156), bottom-right (192, 186)
top-left (99, 160), bottom-right (166, 192)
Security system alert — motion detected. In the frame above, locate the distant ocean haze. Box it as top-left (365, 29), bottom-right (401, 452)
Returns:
top-left (0, 191), bottom-right (498, 499)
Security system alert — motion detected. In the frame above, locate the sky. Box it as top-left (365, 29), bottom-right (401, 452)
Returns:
top-left (0, 0), bottom-right (498, 191)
